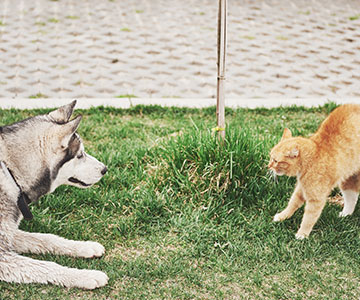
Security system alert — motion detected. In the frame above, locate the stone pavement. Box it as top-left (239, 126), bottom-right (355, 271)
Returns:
top-left (0, 0), bottom-right (360, 102)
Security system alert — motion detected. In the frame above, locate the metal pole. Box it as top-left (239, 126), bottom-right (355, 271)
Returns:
top-left (216, 0), bottom-right (227, 141)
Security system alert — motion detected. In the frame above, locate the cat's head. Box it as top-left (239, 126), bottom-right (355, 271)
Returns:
top-left (268, 128), bottom-right (302, 177)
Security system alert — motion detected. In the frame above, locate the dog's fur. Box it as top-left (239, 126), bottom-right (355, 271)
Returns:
top-left (0, 101), bottom-right (108, 289)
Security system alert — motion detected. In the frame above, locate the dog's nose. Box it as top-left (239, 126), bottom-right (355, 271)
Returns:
top-left (101, 166), bottom-right (108, 175)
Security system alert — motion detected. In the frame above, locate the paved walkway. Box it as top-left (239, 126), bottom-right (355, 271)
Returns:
top-left (0, 0), bottom-right (360, 102)
top-left (3, 97), bottom-right (360, 110)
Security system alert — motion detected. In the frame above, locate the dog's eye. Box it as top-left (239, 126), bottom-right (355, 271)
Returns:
top-left (77, 152), bottom-right (84, 159)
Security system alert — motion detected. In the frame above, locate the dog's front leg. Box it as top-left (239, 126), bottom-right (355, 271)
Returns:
top-left (0, 250), bottom-right (108, 289)
top-left (12, 230), bottom-right (105, 258)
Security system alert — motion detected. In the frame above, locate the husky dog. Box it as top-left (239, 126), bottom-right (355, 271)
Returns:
top-left (0, 100), bottom-right (108, 289)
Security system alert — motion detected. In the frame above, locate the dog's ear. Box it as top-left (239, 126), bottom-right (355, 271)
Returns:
top-left (65, 114), bottom-right (82, 133)
top-left (60, 115), bottom-right (82, 148)
top-left (49, 100), bottom-right (77, 123)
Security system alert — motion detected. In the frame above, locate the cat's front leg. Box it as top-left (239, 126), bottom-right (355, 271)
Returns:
top-left (295, 197), bottom-right (326, 239)
top-left (273, 183), bottom-right (305, 222)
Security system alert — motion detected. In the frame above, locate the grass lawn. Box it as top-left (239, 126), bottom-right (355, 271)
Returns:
top-left (1, 103), bottom-right (360, 299)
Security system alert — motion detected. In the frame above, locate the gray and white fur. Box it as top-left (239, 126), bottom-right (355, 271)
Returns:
top-left (0, 100), bottom-right (108, 289)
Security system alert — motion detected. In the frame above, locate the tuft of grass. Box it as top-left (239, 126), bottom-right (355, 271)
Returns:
top-left (66, 15), bottom-right (79, 20)
top-left (276, 35), bottom-right (289, 40)
top-left (48, 18), bottom-right (59, 23)
top-left (116, 94), bottom-right (137, 98)
top-left (121, 27), bottom-right (131, 32)
top-left (3, 103), bottom-right (360, 299)
top-left (34, 21), bottom-right (46, 26)
top-left (349, 14), bottom-right (360, 21)
top-left (28, 93), bottom-right (48, 99)
top-left (74, 80), bottom-right (92, 86)
top-left (242, 35), bottom-right (255, 40)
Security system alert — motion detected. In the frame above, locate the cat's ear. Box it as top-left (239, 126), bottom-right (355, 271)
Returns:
top-left (286, 147), bottom-right (299, 158)
top-left (281, 128), bottom-right (292, 141)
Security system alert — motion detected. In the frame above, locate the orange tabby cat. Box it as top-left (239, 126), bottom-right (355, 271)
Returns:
top-left (269, 104), bottom-right (360, 239)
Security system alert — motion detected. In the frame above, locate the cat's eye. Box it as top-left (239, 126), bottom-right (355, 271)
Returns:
top-left (273, 159), bottom-right (277, 163)
top-left (77, 152), bottom-right (84, 159)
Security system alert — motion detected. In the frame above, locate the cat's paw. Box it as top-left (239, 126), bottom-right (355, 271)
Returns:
top-left (295, 232), bottom-right (308, 240)
top-left (273, 212), bottom-right (287, 222)
top-left (339, 210), bottom-right (352, 217)
top-left (72, 241), bottom-right (105, 258)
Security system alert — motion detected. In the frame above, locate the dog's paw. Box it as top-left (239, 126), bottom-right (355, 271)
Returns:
top-left (67, 270), bottom-right (108, 289)
top-left (73, 241), bottom-right (105, 258)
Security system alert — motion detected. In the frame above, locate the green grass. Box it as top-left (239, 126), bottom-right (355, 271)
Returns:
top-left (34, 21), bottom-right (46, 26)
top-left (1, 103), bottom-right (360, 299)
top-left (48, 18), bottom-right (60, 23)
top-left (66, 16), bottom-right (80, 20)
top-left (29, 93), bottom-right (48, 99)
top-left (349, 14), bottom-right (360, 21)
top-left (115, 94), bottom-right (137, 98)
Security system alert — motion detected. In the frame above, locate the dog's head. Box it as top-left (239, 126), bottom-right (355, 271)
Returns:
top-left (47, 100), bottom-right (107, 192)
top-left (2, 100), bottom-right (107, 202)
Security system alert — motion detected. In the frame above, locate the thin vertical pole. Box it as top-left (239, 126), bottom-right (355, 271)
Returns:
top-left (216, 0), bottom-right (227, 141)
